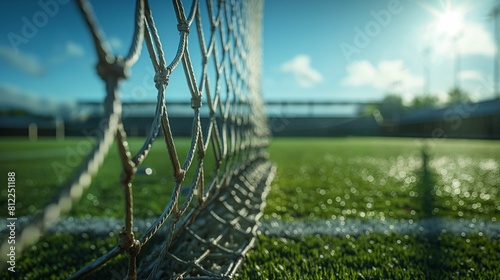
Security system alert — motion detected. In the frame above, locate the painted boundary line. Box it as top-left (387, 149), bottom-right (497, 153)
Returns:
top-left (260, 218), bottom-right (500, 239)
top-left (1, 217), bottom-right (498, 239)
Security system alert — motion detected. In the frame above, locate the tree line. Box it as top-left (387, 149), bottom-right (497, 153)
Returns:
top-left (362, 87), bottom-right (471, 118)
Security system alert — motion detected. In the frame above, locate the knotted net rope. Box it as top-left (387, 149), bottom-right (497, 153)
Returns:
top-left (0, 0), bottom-right (272, 279)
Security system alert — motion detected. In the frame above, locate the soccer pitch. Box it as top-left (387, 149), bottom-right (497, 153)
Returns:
top-left (0, 137), bottom-right (499, 279)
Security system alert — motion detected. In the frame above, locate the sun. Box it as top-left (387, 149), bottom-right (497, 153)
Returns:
top-left (418, 0), bottom-right (470, 38)
top-left (435, 9), bottom-right (464, 36)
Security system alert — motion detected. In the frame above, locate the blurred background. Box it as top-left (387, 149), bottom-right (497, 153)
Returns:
top-left (0, 1), bottom-right (499, 278)
top-left (0, 0), bottom-right (499, 139)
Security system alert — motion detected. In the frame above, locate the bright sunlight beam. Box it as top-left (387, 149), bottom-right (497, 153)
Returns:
top-left (436, 9), bottom-right (464, 36)
top-left (418, 0), bottom-right (470, 38)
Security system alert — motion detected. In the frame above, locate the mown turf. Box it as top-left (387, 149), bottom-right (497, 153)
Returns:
top-left (0, 137), bottom-right (203, 219)
top-left (0, 137), bottom-right (499, 279)
top-left (263, 138), bottom-right (499, 221)
top-left (242, 137), bottom-right (499, 279)
top-left (239, 233), bottom-right (500, 280)
top-left (5, 232), bottom-right (125, 279)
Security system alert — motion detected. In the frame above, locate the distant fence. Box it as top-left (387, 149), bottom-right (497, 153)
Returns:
top-left (2, 99), bottom-right (499, 139)
top-left (0, 117), bottom-right (65, 140)
top-left (78, 100), bottom-right (382, 117)
top-left (394, 114), bottom-right (500, 140)
top-left (392, 99), bottom-right (500, 140)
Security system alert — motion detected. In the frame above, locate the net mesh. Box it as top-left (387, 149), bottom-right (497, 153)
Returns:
top-left (0, 0), bottom-right (273, 278)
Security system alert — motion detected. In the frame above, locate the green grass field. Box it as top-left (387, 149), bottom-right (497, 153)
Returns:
top-left (0, 137), bottom-right (499, 279)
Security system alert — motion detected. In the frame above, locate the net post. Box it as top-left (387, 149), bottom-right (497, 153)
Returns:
top-left (55, 118), bottom-right (65, 141)
top-left (28, 122), bottom-right (38, 141)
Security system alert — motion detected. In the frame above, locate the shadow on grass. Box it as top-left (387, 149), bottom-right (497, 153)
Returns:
top-left (417, 144), bottom-right (447, 276)
top-left (418, 145), bottom-right (435, 219)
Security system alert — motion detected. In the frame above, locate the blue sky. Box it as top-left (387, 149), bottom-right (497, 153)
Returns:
top-left (0, 0), bottom-right (498, 117)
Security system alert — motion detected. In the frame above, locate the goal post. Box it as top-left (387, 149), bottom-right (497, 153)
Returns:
top-left (0, 0), bottom-right (273, 279)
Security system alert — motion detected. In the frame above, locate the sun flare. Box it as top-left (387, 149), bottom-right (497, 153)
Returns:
top-left (436, 10), bottom-right (464, 36)
top-left (418, 0), bottom-right (470, 38)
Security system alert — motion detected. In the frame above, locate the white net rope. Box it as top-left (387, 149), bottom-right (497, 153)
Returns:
top-left (0, 0), bottom-right (273, 278)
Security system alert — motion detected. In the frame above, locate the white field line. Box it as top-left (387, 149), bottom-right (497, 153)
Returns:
top-left (1, 217), bottom-right (498, 239)
top-left (0, 217), bottom-right (158, 237)
top-left (259, 218), bottom-right (500, 239)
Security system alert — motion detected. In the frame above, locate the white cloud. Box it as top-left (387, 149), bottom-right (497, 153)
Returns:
top-left (0, 83), bottom-right (77, 119)
top-left (341, 60), bottom-right (377, 87)
top-left (66, 41), bottom-right (84, 56)
top-left (342, 60), bottom-right (424, 91)
top-left (0, 45), bottom-right (44, 76)
top-left (431, 23), bottom-right (496, 57)
top-left (459, 23), bottom-right (496, 56)
top-left (109, 37), bottom-right (123, 50)
top-left (280, 55), bottom-right (323, 88)
top-left (49, 41), bottom-right (85, 65)
top-left (459, 70), bottom-right (483, 81)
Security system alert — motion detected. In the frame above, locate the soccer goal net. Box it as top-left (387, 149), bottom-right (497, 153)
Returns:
top-left (0, 0), bottom-right (273, 278)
